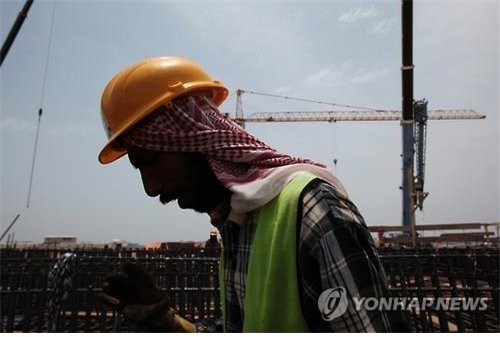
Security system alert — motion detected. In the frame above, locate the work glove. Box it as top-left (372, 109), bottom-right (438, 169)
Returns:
top-left (97, 263), bottom-right (195, 332)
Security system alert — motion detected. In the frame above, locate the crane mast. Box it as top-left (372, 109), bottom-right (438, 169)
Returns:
top-left (401, 0), bottom-right (415, 243)
top-left (413, 99), bottom-right (428, 211)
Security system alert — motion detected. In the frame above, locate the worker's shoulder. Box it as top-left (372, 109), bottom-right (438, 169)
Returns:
top-left (299, 177), bottom-right (366, 232)
top-left (300, 177), bottom-right (349, 207)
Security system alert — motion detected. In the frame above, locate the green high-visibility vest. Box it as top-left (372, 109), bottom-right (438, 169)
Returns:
top-left (219, 172), bottom-right (316, 332)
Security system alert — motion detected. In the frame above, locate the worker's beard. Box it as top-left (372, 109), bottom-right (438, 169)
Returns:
top-left (159, 153), bottom-right (231, 215)
top-left (159, 193), bottom-right (176, 205)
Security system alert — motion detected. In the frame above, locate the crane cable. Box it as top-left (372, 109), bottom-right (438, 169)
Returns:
top-left (26, 108), bottom-right (42, 208)
top-left (239, 89), bottom-right (383, 111)
top-left (26, 1), bottom-right (56, 208)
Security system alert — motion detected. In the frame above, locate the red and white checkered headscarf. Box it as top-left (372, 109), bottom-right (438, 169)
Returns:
top-left (125, 95), bottom-right (347, 213)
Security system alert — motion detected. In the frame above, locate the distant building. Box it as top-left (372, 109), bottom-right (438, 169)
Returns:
top-left (43, 236), bottom-right (77, 248)
top-left (111, 239), bottom-right (142, 250)
top-left (0, 241), bottom-right (37, 249)
top-left (144, 241), bottom-right (163, 250)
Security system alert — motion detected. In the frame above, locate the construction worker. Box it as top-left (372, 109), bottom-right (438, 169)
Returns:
top-left (205, 229), bottom-right (221, 249)
top-left (97, 56), bottom-right (409, 332)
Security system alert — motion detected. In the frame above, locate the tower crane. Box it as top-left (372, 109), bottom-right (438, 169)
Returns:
top-left (229, 0), bottom-right (487, 247)
top-left (230, 89), bottom-right (485, 245)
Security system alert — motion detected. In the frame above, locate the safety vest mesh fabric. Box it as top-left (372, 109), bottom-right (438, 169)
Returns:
top-left (219, 172), bottom-right (316, 332)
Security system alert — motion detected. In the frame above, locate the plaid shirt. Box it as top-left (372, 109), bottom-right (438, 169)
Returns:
top-left (204, 178), bottom-right (408, 332)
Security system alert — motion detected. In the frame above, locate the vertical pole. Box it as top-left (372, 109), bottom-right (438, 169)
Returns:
top-left (401, 0), bottom-right (416, 246)
top-left (0, 0), bottom-right (34, 67)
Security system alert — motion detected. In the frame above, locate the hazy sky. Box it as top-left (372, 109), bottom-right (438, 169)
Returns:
top-left (1, 0), bottom-right (498, 244)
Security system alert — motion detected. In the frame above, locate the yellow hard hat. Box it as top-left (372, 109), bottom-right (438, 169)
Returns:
top-left (98, 56), bottom-right (229, 164)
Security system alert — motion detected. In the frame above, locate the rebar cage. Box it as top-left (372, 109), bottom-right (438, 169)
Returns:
top-left (1, 247), bottom-right (498, 332)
